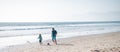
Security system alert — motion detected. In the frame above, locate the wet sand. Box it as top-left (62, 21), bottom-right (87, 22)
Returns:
top-left (1, 32), bottom-right (120, 52)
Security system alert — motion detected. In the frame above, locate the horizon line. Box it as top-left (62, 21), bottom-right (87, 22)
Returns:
top-left (0, 21), bottom-right (120, 23)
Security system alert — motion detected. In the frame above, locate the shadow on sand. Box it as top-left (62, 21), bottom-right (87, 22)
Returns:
top-left (57, 43), bottom-right (74, 46)
top-left (39, 43), bottom-right (74, 46)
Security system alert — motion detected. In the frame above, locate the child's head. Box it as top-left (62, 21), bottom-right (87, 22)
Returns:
top-left (39, 34), bottom-right (41, 36)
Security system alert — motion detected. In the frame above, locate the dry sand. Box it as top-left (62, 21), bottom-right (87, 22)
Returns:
top-left (1, 32), bottom-right (120, 52)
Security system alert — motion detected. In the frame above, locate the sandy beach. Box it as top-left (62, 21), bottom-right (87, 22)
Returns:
top-left (1, 32), bottom-right (120, 52)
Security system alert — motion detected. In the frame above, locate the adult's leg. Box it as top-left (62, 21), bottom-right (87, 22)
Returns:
top-left (52, 37), bottom-right (57, 45)
top-left (54, 37), bottom-right (57, 45)
top-left (54, 39), bottom-right (57, 45)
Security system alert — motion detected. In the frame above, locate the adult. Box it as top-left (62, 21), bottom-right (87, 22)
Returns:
top-left (52, 28), bottom-right (57, 45)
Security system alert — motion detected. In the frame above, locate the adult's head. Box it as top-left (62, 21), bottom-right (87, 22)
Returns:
top-left (52, 28), bottom-right (55, 30)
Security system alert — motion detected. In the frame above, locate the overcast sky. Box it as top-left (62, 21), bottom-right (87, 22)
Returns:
top-left (0, 0), bottom-right (120, 22)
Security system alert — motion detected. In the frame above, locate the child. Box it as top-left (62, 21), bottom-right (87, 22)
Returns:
top-left (38, 34), bottom-right (42, 45)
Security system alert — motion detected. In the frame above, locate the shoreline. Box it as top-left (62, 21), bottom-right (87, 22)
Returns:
top-left (1, 31), bottom-right (120, 52)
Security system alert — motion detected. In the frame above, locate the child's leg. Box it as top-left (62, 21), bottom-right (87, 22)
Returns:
top-left (39, 40), bottom-right (42, 45)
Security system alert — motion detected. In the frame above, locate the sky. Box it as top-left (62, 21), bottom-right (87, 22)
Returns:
top-left (0, 0), bottom-right (120, 22)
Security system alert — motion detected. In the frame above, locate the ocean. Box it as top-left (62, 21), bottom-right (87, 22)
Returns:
top-left (0, 21), bottom-right (120, 48)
